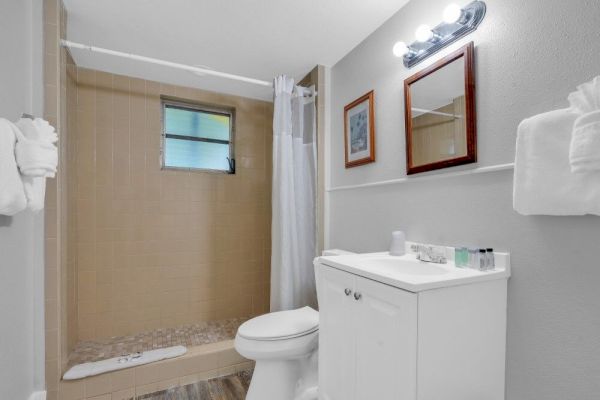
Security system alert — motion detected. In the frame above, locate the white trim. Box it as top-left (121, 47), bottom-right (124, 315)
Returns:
top-left (323, 67), bottom-right (332, 249)
top-left (28, 391), bottom-right (46, 400)
top-left (327, 163), bottom-right (514, 192)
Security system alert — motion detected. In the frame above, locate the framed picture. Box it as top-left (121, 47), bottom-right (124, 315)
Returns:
top-left (344, 90), bottom-right (375, 168)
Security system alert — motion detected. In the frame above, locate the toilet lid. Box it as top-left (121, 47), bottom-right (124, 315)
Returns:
top-left (237, 306), bottom-right (319, 341)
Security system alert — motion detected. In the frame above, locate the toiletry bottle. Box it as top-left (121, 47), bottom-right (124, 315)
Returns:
top-left (455, 247), bottom-right (467, 268)
top-left (454, 247), bottom-right (462, 267)
top-left (486, 248), bottom-right (495, 270)
top-left (468, 248), bottom-right (478, 269)
top-left (479, 249), bottom-right (487, 270)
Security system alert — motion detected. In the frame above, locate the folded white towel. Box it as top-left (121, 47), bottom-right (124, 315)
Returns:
top-left (0, 119), bottom-right (27, 216)
top-left (568, 76), bottom-right (600, 173)
top-left (14, 118), bottom-right (58, 211)
top-left (513, 108), bottom-right (600, 216)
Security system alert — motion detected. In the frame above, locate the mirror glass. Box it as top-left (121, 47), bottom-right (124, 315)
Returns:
top-left (404, 43), bottom-right (476, 174)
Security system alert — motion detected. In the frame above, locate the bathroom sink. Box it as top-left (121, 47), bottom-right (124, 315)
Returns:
top-left (318, 245), bottom-right (510, 292)
top-left (358, 257), bottom-right (449, 276)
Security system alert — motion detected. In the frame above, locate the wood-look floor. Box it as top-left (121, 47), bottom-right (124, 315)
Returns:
top-left (138, 369), bottom-right (252, 400)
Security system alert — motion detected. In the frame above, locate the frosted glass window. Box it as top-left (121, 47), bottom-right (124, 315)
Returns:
top-left (162, 100), bottom-right (234, 172)
top-left (165, 139), bottom-right (230, 171)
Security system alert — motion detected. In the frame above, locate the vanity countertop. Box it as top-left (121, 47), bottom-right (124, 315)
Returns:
top-left (317, 250), bottom-right (510, 293)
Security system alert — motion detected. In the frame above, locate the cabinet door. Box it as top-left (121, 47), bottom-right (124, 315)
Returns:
top-left (318, 265), bottom-right (356, 400)
top-left (353, 275), bottom-right (418, 400)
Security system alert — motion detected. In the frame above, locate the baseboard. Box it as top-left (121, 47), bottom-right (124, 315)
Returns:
top-left (28, 390), bottom-right (46, 400)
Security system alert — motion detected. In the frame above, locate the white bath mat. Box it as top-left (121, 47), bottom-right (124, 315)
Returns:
top-left (63, 345), bottom-right (187, 380)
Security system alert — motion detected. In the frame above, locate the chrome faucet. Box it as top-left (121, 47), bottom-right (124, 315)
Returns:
top-left (412, 243), bottom-right (447, 264)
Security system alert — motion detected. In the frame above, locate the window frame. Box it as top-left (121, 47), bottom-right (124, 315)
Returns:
top-left (160, 96), bottom-right (235, 174)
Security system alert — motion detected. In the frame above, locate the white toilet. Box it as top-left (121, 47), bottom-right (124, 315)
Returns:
top-left (235, 306), bottom-right (319, 400)
top-left (235, 249), bottom-right (353, 400)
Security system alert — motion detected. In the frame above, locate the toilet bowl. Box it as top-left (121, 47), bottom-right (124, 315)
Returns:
top-left (234, 306), bottom-right (319, 400)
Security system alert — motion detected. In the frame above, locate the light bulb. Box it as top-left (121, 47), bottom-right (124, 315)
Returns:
top-left (415, 24), bottom-right (433, 42)
top-left (443, 3), bottom-right (463, 24)
top-left (392, 41), bottom-right (409, 57)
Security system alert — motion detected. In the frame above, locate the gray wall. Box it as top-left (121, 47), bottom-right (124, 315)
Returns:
top-left (0, 0), bottom-right (44, 398)
top-left (328, 0), bottom-right (600, 398)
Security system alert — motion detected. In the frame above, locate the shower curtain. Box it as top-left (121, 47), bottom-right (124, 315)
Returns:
top-left (270, 75), bottom-right (317, 312)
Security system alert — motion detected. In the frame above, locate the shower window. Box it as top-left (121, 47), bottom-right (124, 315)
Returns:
top-left (161, 98), bottom-right (235, 173)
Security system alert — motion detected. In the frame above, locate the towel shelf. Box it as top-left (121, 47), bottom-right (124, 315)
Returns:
top-left (327, 163), bottom-right (514, 192)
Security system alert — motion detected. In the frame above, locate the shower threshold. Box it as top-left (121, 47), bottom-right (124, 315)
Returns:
top-left (64, 345), bottom-right (188, 380)
top-left (59, 317), bottom-right (253, 398)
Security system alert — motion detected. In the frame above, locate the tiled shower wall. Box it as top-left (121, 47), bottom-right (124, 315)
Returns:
top-left (66, 51), bottom-right (78, 354)
top-left (73, 68), bottom-right (272, 341)
top-left (44, 0), bottom-right (74, 397)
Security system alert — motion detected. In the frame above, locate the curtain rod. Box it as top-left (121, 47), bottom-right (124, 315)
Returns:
top-left (61, 39), bottom-right (273, 88)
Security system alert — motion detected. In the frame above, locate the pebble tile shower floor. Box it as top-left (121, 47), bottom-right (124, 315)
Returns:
top-left (68, 317), bottom-right (248, 367)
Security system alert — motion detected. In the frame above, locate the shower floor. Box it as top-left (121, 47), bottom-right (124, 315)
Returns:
top-left (68, 317), bottom-right (248, 367)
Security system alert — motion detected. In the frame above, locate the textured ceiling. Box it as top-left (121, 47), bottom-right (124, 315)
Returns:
top-left (63, 0), bottom-right (410, 100)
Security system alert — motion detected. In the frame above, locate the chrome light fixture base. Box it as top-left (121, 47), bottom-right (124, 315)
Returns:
top-left (403, 1), bottom-right (486, 68)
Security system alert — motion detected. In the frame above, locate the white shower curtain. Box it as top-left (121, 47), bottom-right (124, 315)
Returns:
top-left (270, 75), bottom-right (317, 312)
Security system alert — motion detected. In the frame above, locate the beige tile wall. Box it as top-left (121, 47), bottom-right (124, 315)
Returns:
top-left (73, 69), bottom-right (272, 341)
top-left (66, 50), bottom-right (78, 353)
top-left (44, 0), bottom-right (75, 398)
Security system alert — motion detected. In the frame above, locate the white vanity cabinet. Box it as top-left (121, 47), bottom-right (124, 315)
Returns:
top-left (318, 265), bottom-right (417, 400)
top-left (316, 250), bottom-right (509, 400)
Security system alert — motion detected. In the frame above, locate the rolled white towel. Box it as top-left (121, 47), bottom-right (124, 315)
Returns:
top-left (20, 176), bottom-right (46, 212)
top-left (33, 118), bottom-right (58, 143)
top-left (14, 138), bottom-right (58, 177)
top-left (14, 118), bottom-right (58, 211)
top-left (568, 76), bottom-right (600, 173)
top-left (16, 117), bottom-right (57, 143)
top-left (0, 119), bottom-right (27, 216)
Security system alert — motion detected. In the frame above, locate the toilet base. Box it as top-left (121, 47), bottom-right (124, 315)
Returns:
top-left (246, 352), bottom-right (318, 400)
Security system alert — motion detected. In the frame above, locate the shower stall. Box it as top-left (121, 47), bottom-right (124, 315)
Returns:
top-left (44, 2), bottom-right (323, 397)
top-left (45, 8), bottom-right (273, 398)
top-left (57, 61), bottom-right (273, 394)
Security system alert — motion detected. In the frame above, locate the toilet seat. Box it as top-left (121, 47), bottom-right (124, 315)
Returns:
top-left (237, 306), bottom-right (319, 341)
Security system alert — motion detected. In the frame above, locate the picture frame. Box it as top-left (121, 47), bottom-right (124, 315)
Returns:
top-left (344, 90), bottom-right (375, 168)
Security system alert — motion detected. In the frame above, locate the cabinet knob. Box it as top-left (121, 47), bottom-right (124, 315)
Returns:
top-left (344, 288), bottom-right (352, 296)
top-left (354, 292), bottom-right (362, 301)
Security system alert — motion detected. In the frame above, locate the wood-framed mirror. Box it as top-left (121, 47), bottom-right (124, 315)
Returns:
top-left (404, 42), bottom-right (476, 175)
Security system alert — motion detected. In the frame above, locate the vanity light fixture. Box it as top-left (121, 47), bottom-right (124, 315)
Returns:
top-left (415, 24), bottom-right (434, 42)
top-left (392, 41), bottom-right (411, 57)
top-left (443, 3), bottom-right (463, 24)
top-left (393, 0), bottom-right (486, 68)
